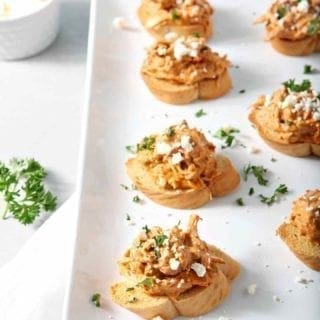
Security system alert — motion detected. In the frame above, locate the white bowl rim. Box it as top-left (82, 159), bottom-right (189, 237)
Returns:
top-left (0, 0), bottom-right (57, 23)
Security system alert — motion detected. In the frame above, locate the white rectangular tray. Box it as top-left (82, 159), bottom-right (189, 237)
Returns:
top-left (63, 0), bottom-right (320, 319)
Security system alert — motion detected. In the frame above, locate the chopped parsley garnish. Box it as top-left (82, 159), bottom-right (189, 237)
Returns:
top-left (239, 89), bottom-right (246, 94)
top-left (137, 136), bottom-right (156, 152)
top-left (243, 164), bottom-right (269, 186)
top-left (138, 278), bottom-right (154, 289)
top-left (303, 65), bottom-right (314, 74)
top-left (154, 249), bottom-right (161, 259)
top-left (166, 126), bottom-right (175, 137)
top-left (171, 9), bottom-right (180, 21)
top-left (276, 7), bottom-right (287, 19)
top-left (195, 108), bottom-right (207, 118)
top-left (133, 195), bottom-right (141, 203)
top-left (120, 184), bottom-right (129, 190)
top-left (307, 18), bottom-right (320, 35)
top-left (142, 225), bottom-right (151, 233)
top-left (0, 158), bottom-right (57, 225)
top-left (126, 145), bottom-right (136, 154)
top-left (126, 287), bottom-right (135, 292)
top-left (192, 32), bottom-right (201, 38)
top-left (91, 293), bottom-right (101, 307)
top-left (283, 79), bottom-right (311, 92)
top-left (259, 184), bottom-right (288, 206)
top-left (236, 198), bottom-right (245, 206)
top-left (271, 157), bottom-right (277, 162)
top-left (126, 214), bottom-right (131, 221)
top-left (249, 187), bottom-right (255, 196)
top-left (214, 127), bottom-right (240, 149)
top-left (128, 297), bottom-right (138, 303)
top-left (154, 234), bottom-right (168, 246)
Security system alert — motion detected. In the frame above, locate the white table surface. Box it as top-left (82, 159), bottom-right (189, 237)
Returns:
top-left (0, 0), bottom-right (89, 268)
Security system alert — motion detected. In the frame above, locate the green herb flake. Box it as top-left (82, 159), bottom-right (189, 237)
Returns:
top-left (307, 18), bottom-right (320, 35)
top-left (142, 225), bottom-right (151, 233)
top-left (249, 187), bottom-right (255, 196)
top-left (128, 297), bottom-right (138, 304)
top-left (166, 126), bottom-right (175, 137)
top-left (239, 89), bottom-right (246, 94)
top-left (213, 127), bottom-right (240, 149)
top-left (259, 184), bottom-right (288, 206)
top-left (126, 287), bottom-right (135, 292)
top-left (133, 195), bottom-right (141, 203)
top-left (243, 164), bottom-right (269, 186)
top-left (303, 65), bottom-right (314, 74)
top-left (138, 277), bottom-right (155, 289)
top-left (154, 234), bottom-right (168, 246)
top-left (195, 108), bottom-right (207, 118)
top-left (276, 7), bottom-right (287, 19)
top-left (171, 9), bottom-right (180, 21)
top-left (236, 198), bottom-right (245, 206)
top-left (283, 79), bottom-right (311, 92)
top-left (91, 293), bottom-right (101, 307)
top-left (137, 136), bottom-right (156, 152)
top-left (271, 157), bottom-right (277, 162)
top-left (126, 145), bottom-right (136, 154)
top-left (192, 32), bottom-right (201, 38)
top-left (120, 184), bottom-right (129, 190)
top-left (126, 214), bottom-right (131, 221)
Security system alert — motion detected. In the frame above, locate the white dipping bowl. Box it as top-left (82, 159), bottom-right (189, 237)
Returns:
top-left (0, 0), bottom-right (59, 60)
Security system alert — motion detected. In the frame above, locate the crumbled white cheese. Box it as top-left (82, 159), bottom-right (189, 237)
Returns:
top-left (297, 0), bottom-right (309, 13)
top-left (171, 152), bottom-right (184, 165)
top-left (156, 142), bottom-right (172, 155)
top-left (169, 258), bottom-right (180, 271)
top-left (113, 17), bottom-right (126, 29)
top-left (180, 135), bottom-right (193, 152)
top-left (164, 32), bottom-right (178, 42)
top-left (191, 262), bottom-right (206, 277)
top-left (157, 46), bottom-right (167, 56)
top-left (173, 38), bottom-right (199, 61)
top-left (247, 283), bottom-right (258, 295)
top-left (247, 146), bottom-right (260, 154)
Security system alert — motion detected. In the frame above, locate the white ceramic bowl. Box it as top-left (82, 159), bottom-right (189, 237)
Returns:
top-left (0, 0), bottom-right (59, 60)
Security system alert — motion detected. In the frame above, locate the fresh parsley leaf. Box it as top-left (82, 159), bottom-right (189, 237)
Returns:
top-left (214, 127), bottom-right (240, 149)
top-left (171, 9), bottom-right (180, 21)
top-left (239, 89), bottom-right (246, 94)
top-left (236, 198), bottom-right (245, 206)
top-left (142, 225), bottom-right (151, 233)
top-left (154, 234), bottom-right (168, 246)
top-left (0, 158), bottom-right (57, 225)
top-left (154, 249), bottom-right (161, 259)
top-left (166, 126), bottom-right (175, 137)
top-left (303, 65), bottom-right (314, 74)
top-left (276, 7), bottom-right (287, 19)
top-left (308, 18), bottom-right (320, 35)
top-left (137, 136), bottom-right (156, 152)
top-left (195, 109), bottom-right (207, 118)
top-left (138, 278), bottom-right (154, 289)
top-left (126, 145), bottom-right (136, 154)
top-left (283, 79), bottom-right (311, 92)
top-left (126, 287), bottom-right (135, 292)
top-left (133, 195), bottom-right (141, 203)
top-left (91, 293), bottom-right (101, 307)
top-left (243, 164), bottom-right (269, 186)
top-left (249, 187), bottom-right (255, 196)
top-left (259, 184), bottom-right (288, 206)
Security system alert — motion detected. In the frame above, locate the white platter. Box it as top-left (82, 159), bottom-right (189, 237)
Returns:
top-left (63, 0), bottom-right (320, 319)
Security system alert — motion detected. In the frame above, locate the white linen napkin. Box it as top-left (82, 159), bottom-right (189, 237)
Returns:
top-left (0, 194), bottom-right (77, 320)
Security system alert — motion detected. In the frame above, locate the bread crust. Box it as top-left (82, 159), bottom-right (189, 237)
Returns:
top-left (269, 34), bottom-right (320, 56)
top-left (142, 70), bottom-right (232, 105)
top-left (249, 111), bottom-right (320, 157)
top-left (126, 154), bottom-right (240, 209)
top-left (138, 3), bottom-right (213, 41)
top-left (278, 223), bottom-right (320, 271)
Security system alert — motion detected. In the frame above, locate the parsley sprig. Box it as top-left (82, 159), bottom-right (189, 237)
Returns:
top-left (91, 293), bottom-right (101, 307)
top-left (0, 158), bottom-right (57, 225)
top-left (243, 164), bottom-right (269, 186)
top-left (308, 18), bottom-right (320, 35)
top-left (213, 127), bottom-right (240, 149)
top-left (259, 184), bottom-right (288, 206)
top-left (283, 79), bottom-right (311, 92)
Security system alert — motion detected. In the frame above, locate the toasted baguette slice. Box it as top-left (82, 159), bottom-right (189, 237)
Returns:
top-left (269, 34), bottom-right (320, 56)
top-left (142, 70), bottom-right (231, 105)
top-left (110, 282), bottom-right (179, 320)
top-left (277, 223), bottom-right (320, 271)
top-left (126, 154), bottom-right (239, 209)
top-left (208, 244), bottom-right (241, 281)
top-left (171, 269), bottom-right (229, 317)
top-left (253, 128), bottom-right (320, 157)
top-left (138, 4), bottom-right (212, 41)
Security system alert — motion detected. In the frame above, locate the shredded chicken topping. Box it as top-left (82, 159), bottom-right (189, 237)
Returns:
top-left (142, 35), bottom-right (230, 85)
top-left (119, 215), bottom-right (224, 297)
top-left (130, 121), bottom-right (219, 191)
top-left (256, 0), bottom-right (320, 40)
top-left (145, 0), bottom-right (213, 27)
top-left (290, 190), bottom-right (320, 244)
top-left (251, 84), bottom-right (320, 144)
